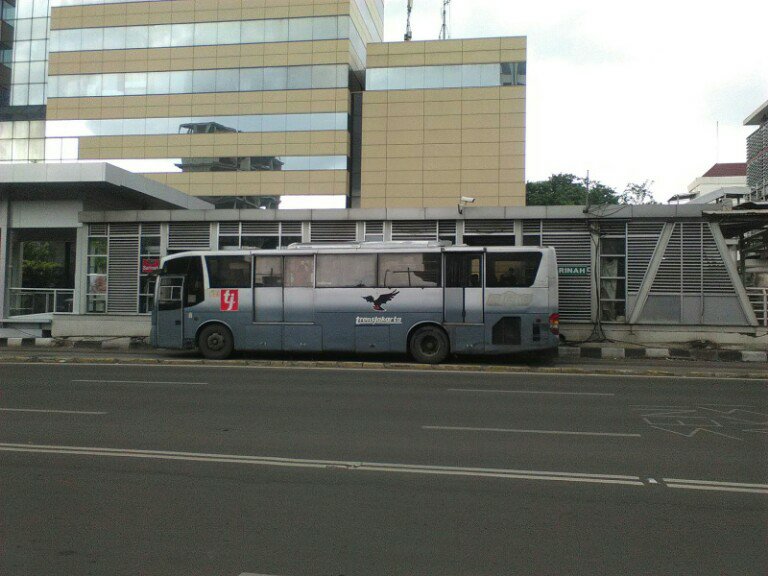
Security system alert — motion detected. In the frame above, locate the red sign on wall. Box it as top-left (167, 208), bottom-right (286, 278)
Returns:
top-left (142, 258), bottom-right (160, 273)
top-left (220, 289), bottom-right (239, 312)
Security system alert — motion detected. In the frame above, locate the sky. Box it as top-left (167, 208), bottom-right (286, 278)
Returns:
top-left (382, 0), bottom-right (768, 201)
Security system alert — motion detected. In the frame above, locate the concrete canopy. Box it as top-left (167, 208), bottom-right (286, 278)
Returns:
top-left (0, 163), bottom-right (213, 211)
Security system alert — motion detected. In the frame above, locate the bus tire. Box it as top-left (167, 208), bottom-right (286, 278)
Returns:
top-left (198, 324), bottom-right (234, 360)
top-left (409, 326), bottom-right (449, 364)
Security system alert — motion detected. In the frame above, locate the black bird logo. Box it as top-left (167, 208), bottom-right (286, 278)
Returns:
top-left (362, 290), bottom-right (400, 311)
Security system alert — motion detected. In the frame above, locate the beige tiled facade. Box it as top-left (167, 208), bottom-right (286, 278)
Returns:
top-left (360, 38), bottom-right (526, 209)
top-left (45, 0), bottom-right (382, 201)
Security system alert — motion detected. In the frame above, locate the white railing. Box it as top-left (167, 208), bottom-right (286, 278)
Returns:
top-left (8, 288), bottom-right (75, 316)
top-left (746, 288), bottom-right (768, 327)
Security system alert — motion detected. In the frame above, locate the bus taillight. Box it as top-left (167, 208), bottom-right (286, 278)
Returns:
top-left (549, 313), bottom-right (560, 335)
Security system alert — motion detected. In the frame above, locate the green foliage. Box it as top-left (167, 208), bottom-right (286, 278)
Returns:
top-left (620, 180), bottom-right (659, 205)
top-left (526, 173), bottom-right (619, 206)
top-left (21, 241), bottom-right (66, 288)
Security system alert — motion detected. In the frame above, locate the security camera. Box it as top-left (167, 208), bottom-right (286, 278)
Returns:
top-left (460, 196), bottom-right (476, 204)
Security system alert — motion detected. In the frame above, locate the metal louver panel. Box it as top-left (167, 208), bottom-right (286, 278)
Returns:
top-left (310, 221), bottom-right (356, 242)
top-left (543, 220), bottom-right (587, 234)
top-left (702, 224), bottom-right (734, 294)
top-left (242, 222), bottom-right (279, 235)
top-left (682, 223), bottom-right (703, 292)
top-left (109, 223), bottom-right (139, 236)
top-left (651, 224), bottom-right (681, 293)
top-left (522, 220), bottom-right (541, 234)
top-left (281, 222), bottom-right (302, 236)
top-left (627, 222), bottom-right (663, 293)
top-left (365, 221), bottom-right (384, 236)
top-left (219, 222), bottom-right (240, 235)
top-left (438, 220), bottom-right (457, 235)
top-left (392, 220), bottom-right (437, 240)
top-left (650, 223), bottom-right (736, 295)
top-left (89, 224), bottom-right (107, 236)
top-left (107, 236), bottom-right (139, 313)
top-left (464, 220), bottom-right (515, 234)
top-left (598, 221), bottom-right (626, 236)
top-left (543, 232), bottom-right (592, 322)
top-left (141, 223), bottom-right (161, 236)
top-left (168, 223), bottom-right (211, 251)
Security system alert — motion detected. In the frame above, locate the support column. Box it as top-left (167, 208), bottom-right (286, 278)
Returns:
top-left (0, 196), bottom-right (9, 319)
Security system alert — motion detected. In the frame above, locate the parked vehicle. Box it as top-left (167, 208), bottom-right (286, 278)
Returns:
top-left (151, 242), bottom-right (559, 363)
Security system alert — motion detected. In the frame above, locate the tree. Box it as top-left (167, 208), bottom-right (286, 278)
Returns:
top-left (526, 173), bottom-right (619, 206)
top-left (620, 180), bottom-right (658, 205)
top-left (21, 241), bottom-right (66, 288)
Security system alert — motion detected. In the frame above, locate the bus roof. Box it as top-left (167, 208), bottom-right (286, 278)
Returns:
top-left (161, 243), bottom-right (554, 262)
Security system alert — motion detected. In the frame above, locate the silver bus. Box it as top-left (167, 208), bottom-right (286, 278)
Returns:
top-left (150, 242), bottom-right (559, 363)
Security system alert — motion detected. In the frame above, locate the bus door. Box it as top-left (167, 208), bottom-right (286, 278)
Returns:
top-left (250, 255), bottom-right (284, 351)
top-left (154, 275), bottom-right (185, 347)
top-left (253, 255), bottom-right (284, 322)
top-left (444, 252), bottom-right (484, 323)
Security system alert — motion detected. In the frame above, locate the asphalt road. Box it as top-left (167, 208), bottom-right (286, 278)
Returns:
top-left (1, 362), bottom-right (766, 575)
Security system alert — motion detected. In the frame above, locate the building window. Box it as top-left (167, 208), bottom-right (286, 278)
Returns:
top-left (217, 222), bottom-right (302, 250)
top-left (87, 234), bottom-right (108, 313)
top-left (599, 235), bottom-right (627, 322)
top-left (47, 65), bottom-right (349, 99)
top-left (139, 228), bottom-right (161, 314)
top-left (366, 62), bottom-right (526, 91)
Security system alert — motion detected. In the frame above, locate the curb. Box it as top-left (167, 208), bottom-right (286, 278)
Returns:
top-left (0, 338), bottom-right (765, 364)
top-left (0, 337), bottom-right (146, 351)
top-left (560, 345), bottom-right (767, 363)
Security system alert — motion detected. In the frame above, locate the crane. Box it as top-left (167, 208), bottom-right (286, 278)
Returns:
top-left (404, 0), bottom-right (413, 41)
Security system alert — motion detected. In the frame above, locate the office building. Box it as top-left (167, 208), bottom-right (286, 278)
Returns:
top-left (360, 37), bottom-right (526, 208)
top-left (2, 0), bottom-right (385, 208)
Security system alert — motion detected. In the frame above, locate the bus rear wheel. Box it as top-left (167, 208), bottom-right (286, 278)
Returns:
top-left (198, 324), bottom-right (234, 360)
top-left (410, 326), bottom-right (449, 364)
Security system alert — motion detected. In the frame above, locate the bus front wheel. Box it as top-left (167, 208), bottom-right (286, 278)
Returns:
top-left (410, 326), bottom-right (449, 364)
top-left (198, 324), bottom-right (234, 360)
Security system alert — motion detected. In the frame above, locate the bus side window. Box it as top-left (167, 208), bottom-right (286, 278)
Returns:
top-left (378, 253), bottom-right (441, 288)
top-left (446, 253), bottom-right (482, 288)
top-left (316, 254), bottom-right (376, 288)
top-left (186, 256), bottom-right (205, 305)
top-left (486, 253), bottom-right (542, 288)
top-left (254, 256), bottom-right (283, 287)
top-left (284, 255), bottom-right (314, 287)
top-left (206, 255), bottom-right (252, 288)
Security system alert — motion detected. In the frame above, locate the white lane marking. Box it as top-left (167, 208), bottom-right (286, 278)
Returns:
top-left (0, 442), bottom-right (644, 487)
top-left (0, 408), bottom-right (107, 415)
top-left (666, 484), bottom-right (768, 495)
top-left (423, 425), bottom-right (640, 437)
top-left (663, 478), bottom-right (768, 490)
top-left (648, 478), bottom-right (658, 484)
top-left (664, 477), bottom-right (768, 495)
top-left (448, 388), bottom-right (615, 397)
top-left (72, 379), bottom-right (208, 385)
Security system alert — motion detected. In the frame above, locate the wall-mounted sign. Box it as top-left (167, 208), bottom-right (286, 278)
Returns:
top-left (142, 258), bottom-right (160, 273)
top-left (558, 266), bottom-right (591, 276)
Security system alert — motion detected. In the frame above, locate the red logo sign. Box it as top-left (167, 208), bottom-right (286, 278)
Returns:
top-left (142, 258), bottom-right (160, 273)
top-left (220, 289), bottom-right (239, 312)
